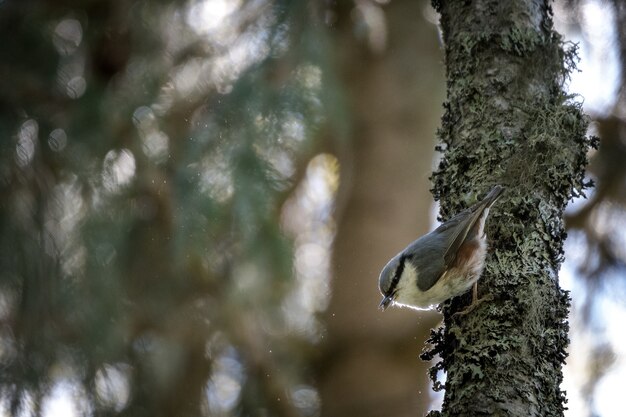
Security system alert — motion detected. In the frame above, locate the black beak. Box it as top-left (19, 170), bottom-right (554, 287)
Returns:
top-left (379, 294), bottom-right (394, 311)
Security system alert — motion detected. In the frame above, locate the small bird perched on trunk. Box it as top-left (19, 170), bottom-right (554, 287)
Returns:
top-left (378, 185), bottom-right (504, 312)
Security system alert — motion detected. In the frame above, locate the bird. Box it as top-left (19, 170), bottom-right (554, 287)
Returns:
top-left (378, 185), bottom-right (504, 312)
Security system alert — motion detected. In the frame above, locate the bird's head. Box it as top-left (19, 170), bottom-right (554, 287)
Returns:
top-left (378, 253), bottom-right (406, 311)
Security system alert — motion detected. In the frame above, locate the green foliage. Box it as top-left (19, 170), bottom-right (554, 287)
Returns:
top-left (0, 1), bottom-right (336, 416)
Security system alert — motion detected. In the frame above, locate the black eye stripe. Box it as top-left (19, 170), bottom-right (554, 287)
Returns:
top-left (386, 254), bottom-right (407, 296)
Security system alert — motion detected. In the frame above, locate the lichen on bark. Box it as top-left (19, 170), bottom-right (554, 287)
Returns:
top-left (422, 1), bottom-right (591, 416)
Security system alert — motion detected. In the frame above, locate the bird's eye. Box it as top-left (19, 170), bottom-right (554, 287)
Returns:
top-left (386, 255), bottom-right (407, 296)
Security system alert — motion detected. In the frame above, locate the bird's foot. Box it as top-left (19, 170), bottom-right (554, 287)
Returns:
top-left (452, 293), bottom-right (494, 318)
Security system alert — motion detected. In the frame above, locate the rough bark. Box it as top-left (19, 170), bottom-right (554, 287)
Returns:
top-left (422, 1), bottom-right (589, 416)
top-left (317, 1), bottom-right (444, 416)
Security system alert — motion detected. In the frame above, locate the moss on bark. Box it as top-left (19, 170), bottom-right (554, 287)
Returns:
top-left (422, 1), bottom-right (591, 416)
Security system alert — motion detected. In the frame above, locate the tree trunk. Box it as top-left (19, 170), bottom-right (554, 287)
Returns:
top-left (317, 1), bottom-right (444, 416)
top-left (423, 1), bottom-right (590, 416)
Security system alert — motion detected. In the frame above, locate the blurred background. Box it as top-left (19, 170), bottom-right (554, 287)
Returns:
top-left (0, 0), bottom-right (624, 416)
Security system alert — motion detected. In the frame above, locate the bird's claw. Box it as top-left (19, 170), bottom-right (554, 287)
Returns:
top-left (452, 293), bottom-right (494, 318)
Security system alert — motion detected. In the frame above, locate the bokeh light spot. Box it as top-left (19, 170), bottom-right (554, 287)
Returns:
top-left (15, 119), bottom-right (38, 168)
top-left (95, 364), bottom-right (131, 412)
top-left (102, 149), bottom-right (136, 192)
top-left (53, 18), bottom-right (82, 56)
top-left (48, 129), bottom-right (68, 152)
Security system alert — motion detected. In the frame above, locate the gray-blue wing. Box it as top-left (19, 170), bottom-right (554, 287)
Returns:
top-left (410, 186), bottom-right (504, 292)
top-left (404, 232), bottom-right (449, 292)
top-left (408, 204), bottom-right (486, 291)
top-left (440, 209), bottom-right (477, 266)
top-left (441, 186), bottom-right (503, 266)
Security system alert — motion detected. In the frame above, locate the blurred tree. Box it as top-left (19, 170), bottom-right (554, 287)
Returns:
top-left (0, 0), bottom-right (337, 416)
top-left (561, 1), bottom-right (626, 415)
top-left (421, 1), bottom-right (590, 416)
top-left (565, 0), bottom-right (626, 297)
top-left (316, 1), bottom-right (444, 417)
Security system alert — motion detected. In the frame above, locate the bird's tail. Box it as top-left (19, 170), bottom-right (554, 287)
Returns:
top-left (481, 185), bottom-right (505, 208)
